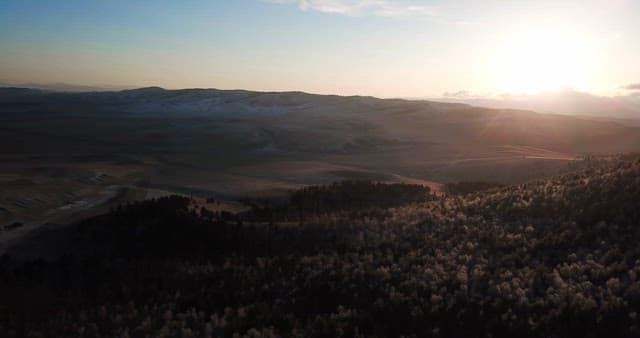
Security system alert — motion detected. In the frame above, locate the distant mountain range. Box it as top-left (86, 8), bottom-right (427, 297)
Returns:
top-left (0, 81), bottom-right (132, 92)
top-left (436, 88), bottom-right (640, 119)
top-left (2, 86), bottom-right (639, 155)
top-left (4, 83), bottom-right (639, 119)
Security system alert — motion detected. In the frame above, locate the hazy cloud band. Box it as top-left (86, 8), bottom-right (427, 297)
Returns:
top-left (622, 83), bottom-right (640, 90)
top-left (264, 0), bottom-right (436, 17)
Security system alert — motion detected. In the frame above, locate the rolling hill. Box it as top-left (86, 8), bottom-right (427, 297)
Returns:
top-left (1, 87), bottom-right (640, 245)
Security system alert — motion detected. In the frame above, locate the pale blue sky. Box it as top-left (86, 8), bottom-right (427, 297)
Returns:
top-left (1, 0), bottom-right (639, 97)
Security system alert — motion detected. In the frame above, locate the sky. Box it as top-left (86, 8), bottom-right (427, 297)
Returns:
top-left (1, 0), bottom-right (639, 98)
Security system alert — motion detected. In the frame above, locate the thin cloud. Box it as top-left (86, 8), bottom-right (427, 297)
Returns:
top-left (264, 0), bottom-right (437, 18)
top-left (621, 83), bottom-right (640, 90)
top-left (443, 90), bottom-right (498, 100)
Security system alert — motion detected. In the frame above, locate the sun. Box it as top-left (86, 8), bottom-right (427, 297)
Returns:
top-left (490, 28), bottom-right (592, 94)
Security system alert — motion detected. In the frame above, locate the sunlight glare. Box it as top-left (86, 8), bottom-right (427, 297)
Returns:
top-left (491, 28), bottom-right (592, 94)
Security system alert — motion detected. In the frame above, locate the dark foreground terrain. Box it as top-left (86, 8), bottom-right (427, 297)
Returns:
top-left (2, 155), bottom-right (640, 337)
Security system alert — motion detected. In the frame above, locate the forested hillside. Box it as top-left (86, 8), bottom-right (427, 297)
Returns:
top-left (2, 156), bottom-right (640, 337)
